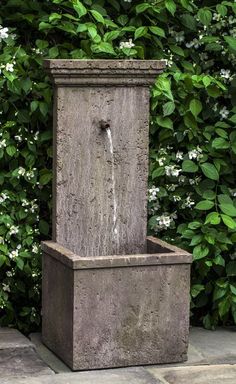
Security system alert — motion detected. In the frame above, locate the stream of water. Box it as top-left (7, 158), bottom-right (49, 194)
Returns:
top-left (106, 128), bottom-right (118, 242)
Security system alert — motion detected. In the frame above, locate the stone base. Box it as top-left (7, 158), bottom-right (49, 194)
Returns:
top-left (42, 237), bottom-right (192, 371)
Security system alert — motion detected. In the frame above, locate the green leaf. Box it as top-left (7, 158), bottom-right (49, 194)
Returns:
top-left (193, 244), bottom-right (209, 260)
top-left (90, 10), bottom-right (104, 23)
top-left (39, 171), bottom-right (52, 185)
top-left (134, 26), bottom-right (148, 40)
top-left (182, 160), bottom-right (198, 173)
top-left (6, 145), bottom-right (16, 157)
top-left (198, 9), bottom-right (212, 26)
top-left (224, 36), bottom-right (236, 52)
top-left (0, 255), bottom-right (6, 267)
top-left (195, 200), bottom-right (214, 210)
top-left (163, 101), bottom-right (175, 116)
top-left (136, 3), bottom-right (151, 13)
top-left (39, 220), bottom-right (49, 236)
top-left (156, 116), bottom-right (173, 129)
top-left (226, 261), bottom-right (236, 276)
top-left (219, 204), bottom-right (236, 217)
top-left (190, 99), bottom-right (202, 118)
top-left (73, 1), bottom-right (87, 18)
top-left (218, 194), bottom-right (233, 205)
top-left (202, 190), bottom-right (216, 200)
top-left (165, 0), bottom-right (176, 15)
top-left (200, 163), bottom-right (219, 181)
top-left (169, 45), bottom-right (185, 56)
top-left (191, 284), bottom-right (205, 298)
top-left (221, 214), bottom-right (236, 229)
top-left (205, 212), bottom-right (221, 225)
top-left (212, 137), bottom-right (230, 149)
top-left (149, 26), bottom-right (165, 38)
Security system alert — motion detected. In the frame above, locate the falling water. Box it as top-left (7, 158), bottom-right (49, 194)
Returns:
top-left (106, 128), bottom-right (118, 241)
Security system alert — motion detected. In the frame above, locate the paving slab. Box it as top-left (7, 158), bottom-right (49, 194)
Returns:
top-left (148, 364), bottom-right (236, 384)
top-left (0, 328), bottom-right (54, 377)
top-left (29, 333), bottom-right (71, 373)
top-left (189, 327), bottom-right (236, 365)
top-left (1, 367), bottom-right (163, 384)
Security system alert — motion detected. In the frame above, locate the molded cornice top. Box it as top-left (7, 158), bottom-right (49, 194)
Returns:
top-left (44, 59), bottom-right (166, 86)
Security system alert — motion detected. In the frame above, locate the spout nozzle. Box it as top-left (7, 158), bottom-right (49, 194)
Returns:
top-left (100, 120), bottom-right (110, 130)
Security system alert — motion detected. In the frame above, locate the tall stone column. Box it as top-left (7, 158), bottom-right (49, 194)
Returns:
top-left (42, 60), bottom-right (192, 370)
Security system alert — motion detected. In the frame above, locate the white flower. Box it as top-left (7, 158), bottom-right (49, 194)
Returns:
top-left (156, 214), bottom-right (171, 229)
top-left (165, 165), bottom-right (181, 177)
top-left (5, 63), bottom-right (14, 72)
top-left (188, 146), bottom-right (203, 161)
top-left (175, 31), bottom-right (185, 43)
top-left (0, 26), bottom-right (9, 41)
top-left (158, 157), bottom-right (166, 166)
top-left (15, 135), bottom-right (22, 142)
top-left (148, 186), bottom-right (160, 202)
top-left (181, 196), bottom-right (195, 209)
top-left (166, 184), bottom-right (177, 192)
top-left (123, 0), bottom-right (132, 2)
top-left (2, 283), bottom-right (10, 292)
top-left (0, 193), bottom-right (8, 204)
top-left (119, 39), bottom-right (135, 49)
top-left (18, 167), bottom-right (26, 176)
top-left (0, 236), bottom-right (4, 244)
top-left (219, 106), bottom-right (229, 120)
top-left (9, 249), bottom-right (19, 259)
top-left (176, 151), bottom-right (183, 161)
top-left (0, 139), bottom-right (7, 149)
top-left (26, 170), bottom-right (35, 179)
top-left (179, 175), bottom-right (186, 183)
top-left (9, 225), bottom-right (19, 236)
top-left (6, 271), bottom-right (13, 277)
top-left (32, 244), bottom-right (39, 254)
top-left (173, 195), bottom-right (181, 202)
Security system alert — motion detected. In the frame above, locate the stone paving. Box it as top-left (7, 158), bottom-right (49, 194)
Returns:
top-left (1, 327), bottom-right (236, 383)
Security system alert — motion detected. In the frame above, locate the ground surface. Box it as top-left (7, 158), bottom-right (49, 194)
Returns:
top-left (1, 327), bottom-right (236, 383)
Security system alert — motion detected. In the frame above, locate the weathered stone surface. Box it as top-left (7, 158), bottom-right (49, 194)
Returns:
top-left (52, 84), bottom-right (150, 256)
top-left (0, 328), bottom-right (54, 377)
top-left (42, 238), bottom-right (191, 370)
top-left (148, 365), bottom-right (236, 384)
top-left (41, 236), bottom-right (192, 269)
top-left (29, 333), bottom-right (71, 373)
top-left (1, 367), bottom-right (163, 384)
top-left (42, 59), bottom-right (192, 371)
top-left (44, 59), bottom-right (166, 86)
top-left (0, 328), bottom-right (33, 350)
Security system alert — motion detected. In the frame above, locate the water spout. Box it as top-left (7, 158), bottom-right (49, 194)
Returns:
top-left (106, 128), bottom-right (118, 242)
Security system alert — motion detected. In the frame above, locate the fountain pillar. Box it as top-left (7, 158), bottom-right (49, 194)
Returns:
top-left (42, 60), bottom-right (192, 370)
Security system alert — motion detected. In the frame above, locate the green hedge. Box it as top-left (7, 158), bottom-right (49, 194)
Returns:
top-left (0, 0), bottom-right (236, 332)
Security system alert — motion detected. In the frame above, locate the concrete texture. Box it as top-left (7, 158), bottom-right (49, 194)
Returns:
top-left (0, 328), bottom-right (54, 377)
top-left (149, 365), bottom-right (236, 384)
top-left (42, 59), bottom-right (192, 370)
top-left (2, 327), bottom-right (236, 383)
top-left (45, 60), bottom-right (165, 257)
top-left (1, 368), bottom-right (163, 384)
top-left (42, 237), bottom-right (191, 370)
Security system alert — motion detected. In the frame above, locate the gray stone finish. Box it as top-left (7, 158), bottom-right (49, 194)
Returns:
top-left (29, 333), bottom-right (71, 373)
top-left (1, 367), bottom-right (164, 384)
top-left (45, 60), bottom-right (165, 257)
top-left (149, 365), bottom-right (236, 384)
top-left (42, 237), bottom-right (191, 370)
top-left (42, 59), bottom-right (192, 371)
top-left (0, 328), bottom-right (54, 377)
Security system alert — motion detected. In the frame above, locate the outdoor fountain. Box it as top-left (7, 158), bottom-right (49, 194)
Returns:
top-left (42, 59), bottom-right (192, 370)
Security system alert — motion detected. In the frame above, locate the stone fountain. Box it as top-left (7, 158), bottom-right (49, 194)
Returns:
top-left (42, 60), bottom-right (192, 370)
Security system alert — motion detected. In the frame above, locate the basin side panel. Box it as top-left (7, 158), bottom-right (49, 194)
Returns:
top-left (53, 86), bottom-right (150, 257)
top-left (72, 263), bottom-right (191, 370)
top-left (42, 253), bottom-right (74, 367)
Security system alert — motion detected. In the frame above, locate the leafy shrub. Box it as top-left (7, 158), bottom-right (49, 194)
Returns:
top-left (0, 0), bottom-right (235, 331)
